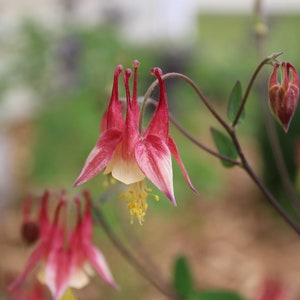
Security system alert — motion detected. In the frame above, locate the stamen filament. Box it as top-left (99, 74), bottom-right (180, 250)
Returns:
top-left (119, 180), bottom-right (159, 225)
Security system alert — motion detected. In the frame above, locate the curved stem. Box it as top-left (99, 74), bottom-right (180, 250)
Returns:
top-left (244, 158), bottom-right (300, 234)
top-left (262, 89), bottom-right (300, 219)
top-left (92, 204), bottom-right (178, 299)
top-left (229, 130), bottom-right (300, 235)
top-left (140, 72), bottom-right (241, 165)
top-left (251, 1), bottom-right (300, 219)
top-left (253, 0), bottom-right (300, 218)
top-left (169, 112), bottom-right (241, 166)
top-left (144, 96), bottom-right (240, 166)
top-left (140, 72), bottom-right (231, 134)
top-left (141, 59), bottom-right (300, 235)
top-left (232, 58), bottom-right (268, 127)
top-left (232, 52), bottom-right (283, 127)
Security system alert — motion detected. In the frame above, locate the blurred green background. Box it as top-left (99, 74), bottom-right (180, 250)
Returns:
top-left (3, 14), bottom-right (299, 188)
top-left (1, 9), bottom-right (300, 300)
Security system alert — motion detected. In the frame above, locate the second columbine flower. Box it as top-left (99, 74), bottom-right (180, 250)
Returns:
top-left (9, 190), bottom-right (118, 300)
top-left (74, 60), bottom-right (197, 224)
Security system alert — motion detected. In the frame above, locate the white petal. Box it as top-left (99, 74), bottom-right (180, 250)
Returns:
top-left (68, 265), bottom-right (90, 289)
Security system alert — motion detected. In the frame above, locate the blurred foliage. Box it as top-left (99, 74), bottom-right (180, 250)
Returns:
top-left (173, 256), bottom-right (194, 299)
top-left (1, 14), bottom-right (300, 299)
top-left (0, 13), bottom-right (299, 211)
top-left (193, 291), bottom-right (245, 300)
top-left (172, 256), bottom-right (245, 300)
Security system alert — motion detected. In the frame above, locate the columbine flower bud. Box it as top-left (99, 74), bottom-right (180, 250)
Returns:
top-left (21, 221), bottom-right (40, 245)
top-left (268, 62), bottom-right (299, 132)
top-left (20, 194), bottom-right (40, 245)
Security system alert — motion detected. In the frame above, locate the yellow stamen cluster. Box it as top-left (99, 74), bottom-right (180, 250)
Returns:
top-left (119, 180), bottom-right (159, 225)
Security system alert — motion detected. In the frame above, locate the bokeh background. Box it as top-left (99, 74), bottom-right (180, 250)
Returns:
top-left (1, 0), bottom-right (300, 299)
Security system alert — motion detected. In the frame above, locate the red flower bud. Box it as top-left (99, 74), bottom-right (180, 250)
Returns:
top-left (268, 62), bottom-right (299, 132)
top-left (21, 221), bottom-right (40, 245)
top-left (20, 195), bottom-right (40, 245)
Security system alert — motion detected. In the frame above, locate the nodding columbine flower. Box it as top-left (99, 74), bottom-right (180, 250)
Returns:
top-left (268, 62), bottom-right (299, 132)
top-left (74, 60), bottom-right (197, 224)
top-left (9, 190), bottom-right (118, 300)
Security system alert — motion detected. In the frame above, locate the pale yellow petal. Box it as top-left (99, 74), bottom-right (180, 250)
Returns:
top-left (111, 158), bottom-right (145, 184)
top-left (37, 267), bottom-right (45, 284)
top-left (104, 144), bottom-right (145, 184)
top-left (83, 263), bottom-right (95, 277)
top-left (68, 267), bottom-right (90, 289)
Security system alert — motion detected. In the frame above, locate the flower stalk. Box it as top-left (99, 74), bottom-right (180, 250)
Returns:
top-left (232, 52), bottom-right (283, 128)
top-left (92, 203), bottom-right (178, 299)
top-left (141, 54), bottom-right (300, 236)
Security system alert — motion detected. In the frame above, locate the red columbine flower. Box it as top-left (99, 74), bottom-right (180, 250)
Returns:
top-left (268, 62), bottom-right (299, 132)
top-left (74, 61), bottom-right (196, 224)
top-left (9, 190), bottom-right (118, 300)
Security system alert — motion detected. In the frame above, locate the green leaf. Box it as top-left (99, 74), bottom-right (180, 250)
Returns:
top-left (227, 81), bottom-right (245, 124)
top-left (193, 290), bottom-right (245, 300)
top-left (173, 256), bottom-right (193, 298)
top-left (210, 127), bottom-right (238, 168)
